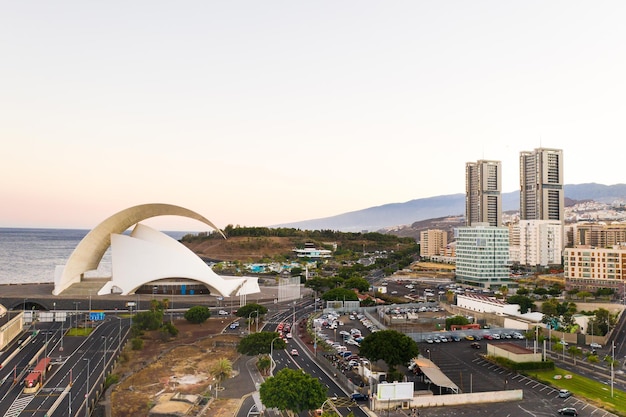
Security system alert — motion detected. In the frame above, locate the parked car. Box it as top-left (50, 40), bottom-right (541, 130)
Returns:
top-left (558, 389), bottom-right (572, 398)
top-left (558, 407), bottom-right (578, 416)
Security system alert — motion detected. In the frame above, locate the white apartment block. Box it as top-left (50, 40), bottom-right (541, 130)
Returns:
top-left (519, 220), bottom-right (564, 267)
top-left (454, 224), bottom-right (511, 289)
top-left (563, 245), bottom-right (626, 294)
top-left (420, 229), bottom-right (448, 258)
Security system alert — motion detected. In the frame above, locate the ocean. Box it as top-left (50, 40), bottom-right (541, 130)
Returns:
top-left (0, 228), bottom-right (191, 285)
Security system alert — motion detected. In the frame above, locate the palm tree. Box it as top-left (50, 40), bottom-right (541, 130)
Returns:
top-left (211, 358), bottom-right (233, 398)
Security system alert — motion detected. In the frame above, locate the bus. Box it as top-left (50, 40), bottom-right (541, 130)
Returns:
top-left (23, 357), bottom-right (52, 393)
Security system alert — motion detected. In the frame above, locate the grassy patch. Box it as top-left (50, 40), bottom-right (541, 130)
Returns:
top-left (66, 327), bottom-right (94, 337)
top-left (529, 367), bottom-right (625, 415)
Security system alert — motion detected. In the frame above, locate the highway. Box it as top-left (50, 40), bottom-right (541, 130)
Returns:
top-left (257, 299), bottom-right (369, 417)
top-left (0, 315), bottom-right (130, 417)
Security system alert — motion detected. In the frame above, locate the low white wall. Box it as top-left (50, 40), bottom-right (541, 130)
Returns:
top-left (370, 390), bottom-right (523, 410)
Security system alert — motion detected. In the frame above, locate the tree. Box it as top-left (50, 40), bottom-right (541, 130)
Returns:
top-left (260, 368), bottom-right (327, 415)
top-left (238, 332), bottom-right (286, 356)
top-left (304, 277), bottom-right (331, 293)
top-left (445, 315), bottom-right (470, 330)
top-left (211, 358), bottom-right (233, 396)
top-left (184, 306), bottom-right (211, 324)
top-left (133, 310), bottom-right (163, 331)
top-left (516, 287), bottom-right (530, 296)
top-left (359, 330), bottom-right (419, 373)
top-left (236, 303), bottom-right (269, 319)
top-left (321, 288), bottom-right (359, 302)
top-left (507, 295), bottom-right (535, 314)
top-left (343, 277), bottom-right (370, 293)
top-left (257, 355), bottom-right (272, 376)
top-left (540, 298), bottom-right (559, 317)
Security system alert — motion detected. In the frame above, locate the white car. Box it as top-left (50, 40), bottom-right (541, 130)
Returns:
top-left (590, 342), bottom-right (602, 349)
top-left (218, 310), bottom-right (229, 315)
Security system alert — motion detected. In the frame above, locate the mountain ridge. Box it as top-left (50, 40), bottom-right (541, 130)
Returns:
top-left (273, 183), bottom-right (626, 233)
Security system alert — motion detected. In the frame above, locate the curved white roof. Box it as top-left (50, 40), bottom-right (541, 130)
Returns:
top-left (53, 203), bottom-right (259, 297)
top-left (97, 223), bottom-right (258, 296)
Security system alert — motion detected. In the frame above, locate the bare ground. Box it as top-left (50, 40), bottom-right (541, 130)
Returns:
top-left (110, 318), bottom-right (243, 417)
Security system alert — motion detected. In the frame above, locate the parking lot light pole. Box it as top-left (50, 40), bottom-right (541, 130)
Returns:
top-left (270, 337), bottom-right (280, 376)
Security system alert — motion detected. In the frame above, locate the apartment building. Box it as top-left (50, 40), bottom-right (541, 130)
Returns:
top-left (573, 222), bottom-right (626, 247)
top-left (519, 220), bottom-right (564, 267)
top-left (419, 229), bottom-right (448, 258)
top-left (564, 245), bottom-right (626, 295)
top-left (465, 160), bottom-right (502, 227)
top-left (520, 148), bottom-right (564, 222)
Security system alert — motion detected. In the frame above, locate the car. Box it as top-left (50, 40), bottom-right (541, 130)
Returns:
top-left (425, 337), bottom-right (434, 344)
top-left (229, 323), bottom-right (238, 329)
top-left (465, 335), bottom-right (475, 341)
top-left (348, 360), bottom-right (359, 367)
top-left (590, 342), bottom-right (602, 349)
top-left (558, 389), bottom-right (572, 398)
top-left (470, 342), bottom-right (481, 349)
top-left (218, 310), bottom-right (229, 315)
top-left (351, 393), bottom-right (369, 402)
top-left (558, 407), bottom-right (578, 416)
top-left (290, 349), bottom-right (299, 356)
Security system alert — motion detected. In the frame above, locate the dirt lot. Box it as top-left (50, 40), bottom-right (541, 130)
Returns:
top-left (110, 318), bottom-right (243, 417)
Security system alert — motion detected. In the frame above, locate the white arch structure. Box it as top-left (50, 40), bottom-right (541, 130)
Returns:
top-left (53, 203), bottom-right (259, 297)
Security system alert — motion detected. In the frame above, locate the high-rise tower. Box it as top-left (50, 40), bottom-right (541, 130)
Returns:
top-left (465, 160), bottom-right (502, 227)
top-left (519, 148), bottom-right (564, 221)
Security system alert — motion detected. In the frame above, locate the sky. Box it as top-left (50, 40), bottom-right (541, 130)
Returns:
top-left (2, 2), bottom-right (626, 232)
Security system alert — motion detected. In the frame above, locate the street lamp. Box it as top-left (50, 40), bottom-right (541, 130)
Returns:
top-left (83, 358), bottom-right (90, 417)
top-left (363, 360), bottom-right (374, 402)
top-left (426, 349), bottom-right (431, 361)
top-left (73, 302), bottom-right (81, 330)
top-left (270, 337), bottom-right (281, 376)
top-left (248, 310), bottom-right (259, 334)
top-left (102, 336), bottom-right (107, 370)
top-left (611, 341), bottom-right (615, 397)
top-left (321, 397), bottom-right (340, 416)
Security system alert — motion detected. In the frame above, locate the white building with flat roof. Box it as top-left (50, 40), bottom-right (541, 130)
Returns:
top-left (519, 220), bottom-right (564, 267)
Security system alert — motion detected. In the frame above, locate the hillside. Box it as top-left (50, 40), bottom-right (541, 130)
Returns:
top-left (181, 232), bottom-right (416, 263)
top-left (272, 183), bottom-right (626, 233)
top-left (183, 236), bottom-right (297, 262)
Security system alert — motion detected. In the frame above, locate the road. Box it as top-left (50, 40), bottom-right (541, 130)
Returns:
top-left (0, 315), bottom-right (131, 417)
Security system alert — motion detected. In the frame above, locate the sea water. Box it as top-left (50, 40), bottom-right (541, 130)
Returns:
top-left (0, 228), bottom-right (189, 284)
